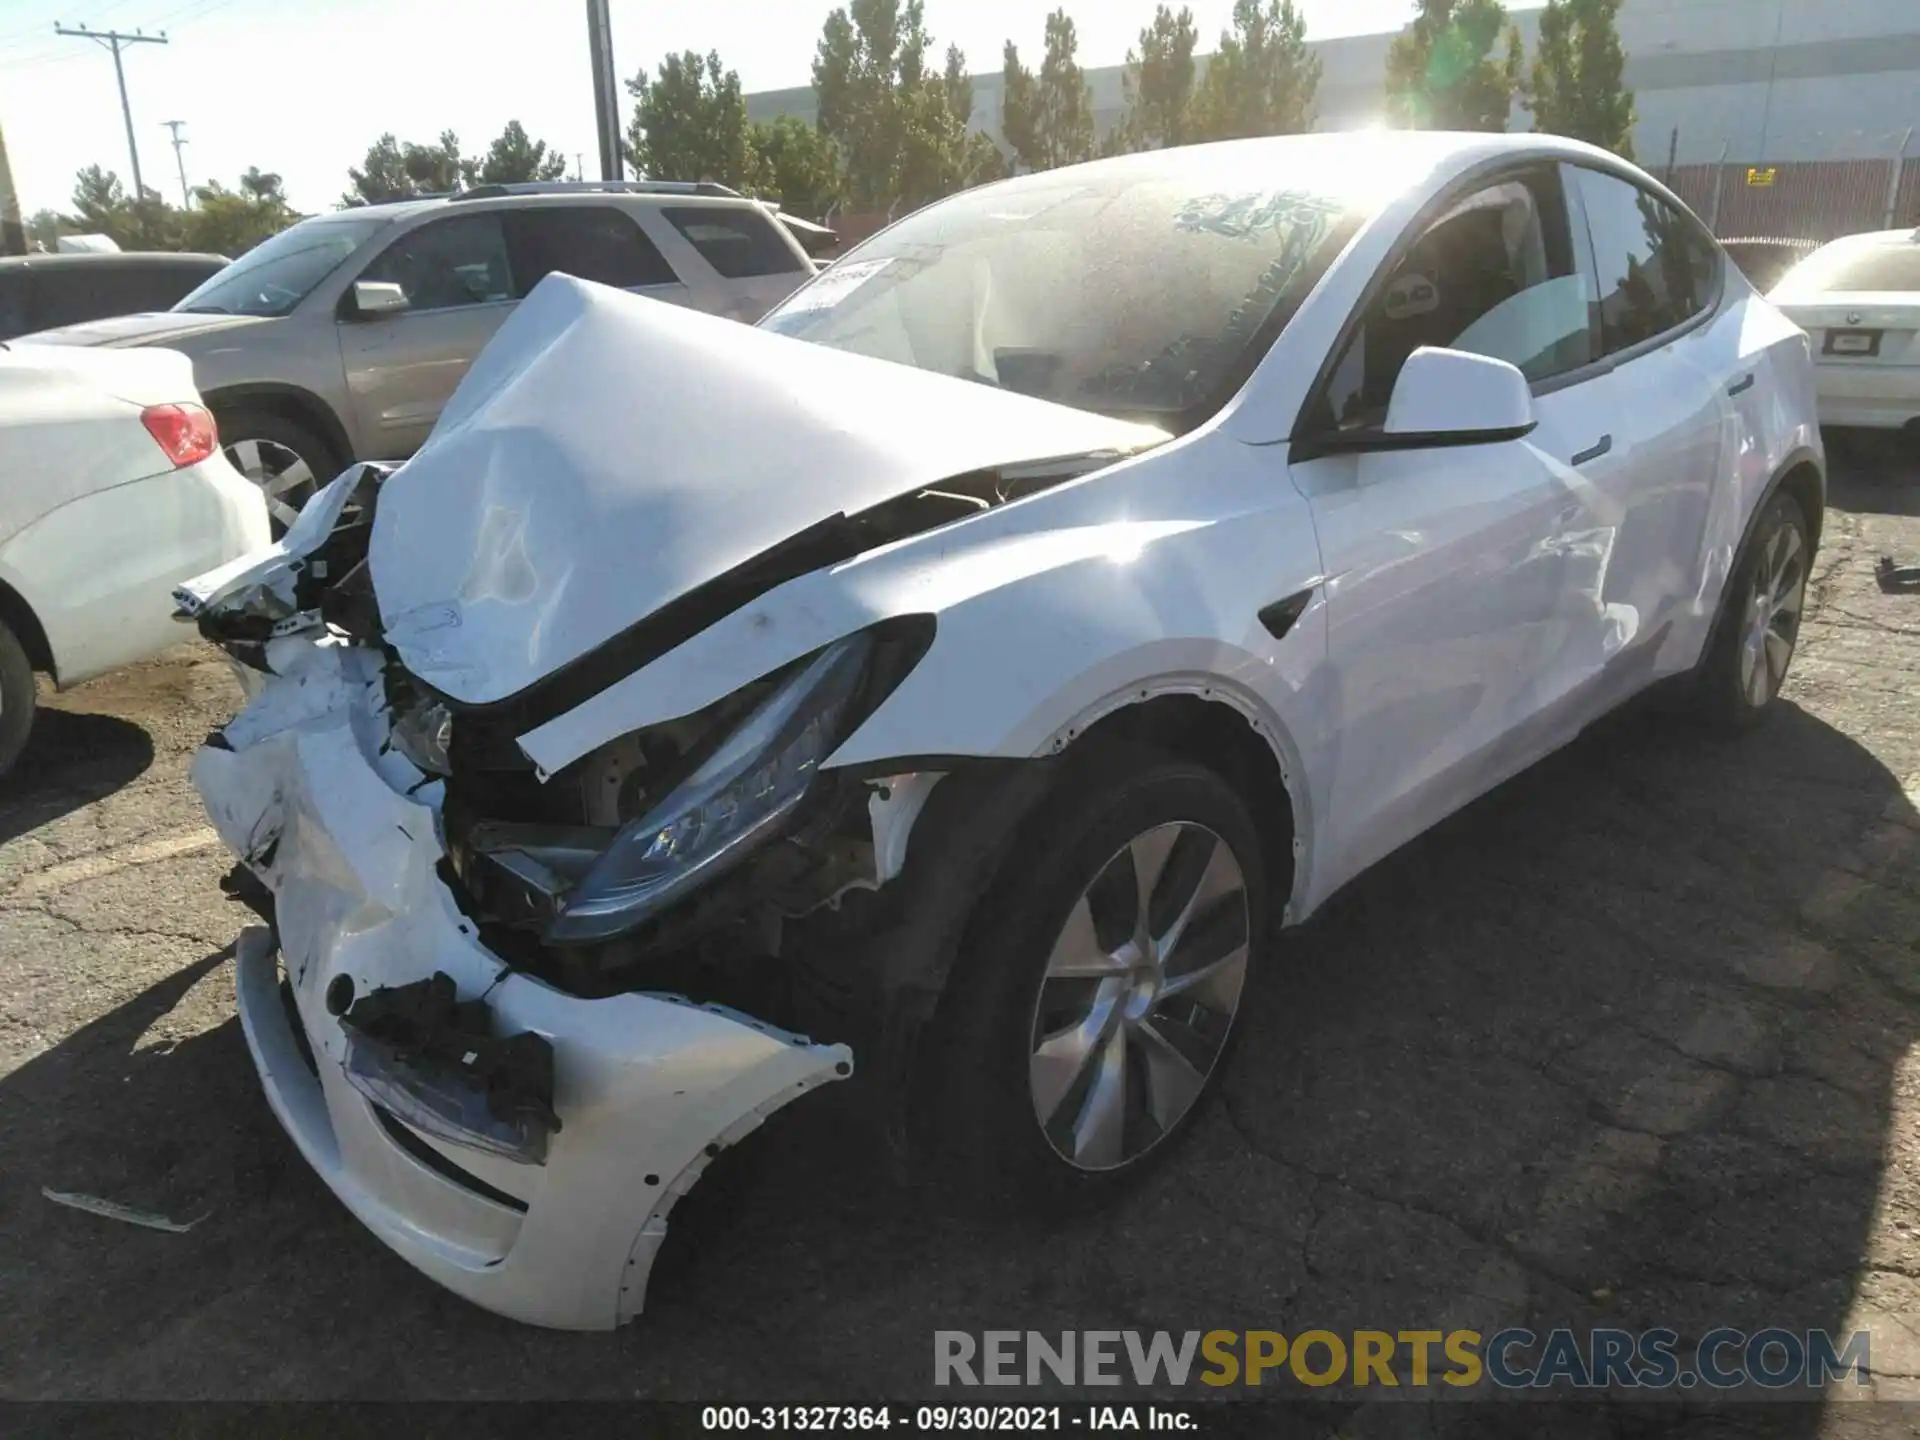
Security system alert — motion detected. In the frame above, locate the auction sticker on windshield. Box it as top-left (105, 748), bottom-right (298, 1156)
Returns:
top-left (779, 257), bottom-right (893, 315)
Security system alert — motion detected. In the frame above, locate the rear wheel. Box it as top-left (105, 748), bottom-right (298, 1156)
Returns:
top-left (0, 619), bottom-right (37, 779)
top-left (1690, 489), bottom-right (1811, 729)
top-left (215, 409), bottom-right (339, 535)
top-left (923, 746), bottom-right (1270, 1209)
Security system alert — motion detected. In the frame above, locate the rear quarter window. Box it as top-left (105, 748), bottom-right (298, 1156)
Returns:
top-left (662, 205), bottom-right (804, 280)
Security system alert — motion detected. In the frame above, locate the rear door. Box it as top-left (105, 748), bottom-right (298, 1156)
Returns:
top-left (1561, 164), bottom-right (1727, 690)
top-left (336, 212), bottom-right (517, 457)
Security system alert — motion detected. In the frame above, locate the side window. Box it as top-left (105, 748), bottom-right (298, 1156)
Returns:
top-left (503, 206), bottom-right (679, 293)
top-left (34, 268), bottom-right (96, 329)
top-left (1321, 167), bottom-right (1593, 431)
top-left (358, 215), bottom-right (513, 312)
top-left (0, 273), bottom-right (32, 339)
top-left (661, 205), bottom-right (804, 280)
top-left (1573, 168), bottom-right (1715, 356)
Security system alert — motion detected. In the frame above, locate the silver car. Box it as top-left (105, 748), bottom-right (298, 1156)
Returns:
top-left (24, 182), bottom-right (818, 528)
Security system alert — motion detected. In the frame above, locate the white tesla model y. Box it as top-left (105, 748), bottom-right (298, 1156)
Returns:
top-left (178, 131), bottom-right (1823, 1329)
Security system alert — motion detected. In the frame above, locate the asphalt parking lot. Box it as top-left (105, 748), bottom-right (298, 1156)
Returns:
top-left (3, 448), bottom-right (1920, 1433)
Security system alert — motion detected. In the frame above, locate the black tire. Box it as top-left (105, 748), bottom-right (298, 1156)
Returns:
top-left (922, 742), bottom-right (1272, 1211)
top-left (0, 618), bottom-right (37, 780)
top-left (214, 409), bottom-right (341, 537)
top-left (1690, 488), bottom-right (1812, 731)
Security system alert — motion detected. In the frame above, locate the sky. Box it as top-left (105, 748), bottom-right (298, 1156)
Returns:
top-left (0, 0), bottom-right (1424, 218)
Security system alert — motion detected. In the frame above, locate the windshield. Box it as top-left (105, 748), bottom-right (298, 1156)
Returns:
top-left (760, 148), bottom-right (1370, 426)
top-left (1776, 238), bottom-right (1920, 296)
top-left (172, 216), bottom-right (388, 317)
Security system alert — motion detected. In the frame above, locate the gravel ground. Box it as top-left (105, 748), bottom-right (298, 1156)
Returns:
top-left (2, 448), bottom-right (1919, 1434)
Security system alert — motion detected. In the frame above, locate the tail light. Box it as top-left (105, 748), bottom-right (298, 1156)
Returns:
top-left (141, 403), bottom-right (219, 469)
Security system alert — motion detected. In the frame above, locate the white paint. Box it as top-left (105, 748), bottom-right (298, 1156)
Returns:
top-left (0, 343), bottom-right (270, 687)
top-left (7, 828), bottom-right (221, 900)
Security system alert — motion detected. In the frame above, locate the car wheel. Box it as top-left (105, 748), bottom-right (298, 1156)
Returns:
top-left (0, 619), bottom-right (37, 779)
top-left (925, 746), bottom-right (1270, 1208)
top-left (1692, 489), bottom-right (1812, 729)
top-left (216, 410), bottom-right (339, 536)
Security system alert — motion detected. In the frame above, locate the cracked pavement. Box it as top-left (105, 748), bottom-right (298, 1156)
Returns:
top-left (1, 448), bottom-right (1918, 1435)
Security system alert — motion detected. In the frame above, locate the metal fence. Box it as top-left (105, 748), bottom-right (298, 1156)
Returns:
top-left (1665, 157), bottom-right (1920, 242)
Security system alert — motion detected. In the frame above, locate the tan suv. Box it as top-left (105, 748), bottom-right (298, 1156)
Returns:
top-left (24, 182), bottom-right (817, 528)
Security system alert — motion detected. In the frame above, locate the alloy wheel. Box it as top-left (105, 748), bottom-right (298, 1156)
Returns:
top-left (1738, 512), bottom-right (1807, 708)
top-left (1027, 821), bottom-right (1251, 1172)
top-left (225, 437), bottom-right (317, 531)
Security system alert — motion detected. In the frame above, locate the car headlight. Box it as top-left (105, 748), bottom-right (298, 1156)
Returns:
top-left (390, 698), bottom-right (454, 776)
top-left (543, 632), bottom-right (876, 945)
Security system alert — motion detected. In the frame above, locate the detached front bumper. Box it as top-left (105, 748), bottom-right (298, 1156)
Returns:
top-left (197, 633), bottom-right (851, 1331)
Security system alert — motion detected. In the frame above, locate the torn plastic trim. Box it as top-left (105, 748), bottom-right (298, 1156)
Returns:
top-left (173, 461), bottom-right (393, 646)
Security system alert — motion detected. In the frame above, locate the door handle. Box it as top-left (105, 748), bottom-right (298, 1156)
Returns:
top-left (1728, 372), bottom-right (1756, 397)
top-left (1571, 435), bottom-right (1613, 467)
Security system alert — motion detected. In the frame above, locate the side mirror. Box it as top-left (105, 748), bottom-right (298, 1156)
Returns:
top-left (1383, 347), bottom-right (1535, 445)
top-left (1300, 346), bottom-right (1536, 460)
top-left (349, 280), bottom-right (409, 319)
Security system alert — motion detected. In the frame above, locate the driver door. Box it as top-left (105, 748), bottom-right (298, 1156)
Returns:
top-left (337, 213), bottom-right (518, 459)
top-left (1289, 165), bottom-right (1629, 898)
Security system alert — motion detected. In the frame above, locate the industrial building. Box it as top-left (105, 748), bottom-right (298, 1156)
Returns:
top-left (746, 0), bottom-right (1920, 239)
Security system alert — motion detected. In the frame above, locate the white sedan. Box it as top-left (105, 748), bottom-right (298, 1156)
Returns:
top-left (1769, 226), bottom-right (1920, 434)
top-left (180, 131), bottom-right (1822, 1330)
top-left (0, 344), bottom-right (269, 774)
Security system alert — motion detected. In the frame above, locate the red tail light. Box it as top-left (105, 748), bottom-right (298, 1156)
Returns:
top-left (141, 403), bottom-right (219, 469)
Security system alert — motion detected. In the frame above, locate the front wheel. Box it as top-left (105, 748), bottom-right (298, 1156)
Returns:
top-left (0, 618), bottom-right (38, 779)
top-left (1691, 489), bottom-right (1812, 729)
top-left (923, 748), bottom-right (1271, 1209)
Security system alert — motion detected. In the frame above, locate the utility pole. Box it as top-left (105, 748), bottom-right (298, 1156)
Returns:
top-left (585, 0), bottom-right (623, 181)
top-left (0, 120), bottom-right (25, 256)
top-left (54, 24), bottom-right (169, 203)
top-left (162, 119), bottom-right (190, 206)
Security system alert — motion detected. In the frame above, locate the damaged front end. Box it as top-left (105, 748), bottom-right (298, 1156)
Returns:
top-left (184, 468), bottom-right (870, 1332)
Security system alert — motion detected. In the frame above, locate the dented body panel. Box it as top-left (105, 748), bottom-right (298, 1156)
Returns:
top-left (368, 276), bottom-right (1163, 708)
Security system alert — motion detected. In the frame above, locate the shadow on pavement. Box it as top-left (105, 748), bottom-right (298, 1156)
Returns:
top-left (0, 706), bottom-right (154, 846)
top-left (1826, 429), bottom-right (1920, 516)
top-left (0, 696), bottom-right (1914, 1432)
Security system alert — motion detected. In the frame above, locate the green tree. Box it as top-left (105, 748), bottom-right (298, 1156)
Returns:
top-left (1001, 10), bottom-right (1094, 172)
top-left (1528, 0), bottom-right (1635, 157)
top-left (472, 120), bottom-right (570, 186)
top-left (751, 114), bottom-right (840, 215)
top-left (180, 168), bottom-right (299, 256)
top-left (1113, 5), bottom-right (1200, 153)
top-left (627, 50), bottom-right (758, 188)
top-left (343, 131), bottom-right (469, 205)
top-left (26, 208), bottom-right (64, 251)
top-left (813, 0), bottom-right (987, 209)
top-left (69, 165), bottom-right (179, 249)
top-left (1189, 0), bottom-right (1321, 142)
top-left (1385, 0), bottom-right (1523, 132)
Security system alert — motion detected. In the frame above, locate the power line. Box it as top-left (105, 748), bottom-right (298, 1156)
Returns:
top-left (53, 22), bottom-right (169, 200)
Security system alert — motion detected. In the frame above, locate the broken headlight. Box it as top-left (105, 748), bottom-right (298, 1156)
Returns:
top-left (390, 698), bottom-right (454, 776)
top-left (544, 633), bottom-right (876, 945)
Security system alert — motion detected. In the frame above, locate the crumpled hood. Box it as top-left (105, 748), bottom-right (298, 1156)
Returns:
top-left (22, 309), bottom-right (269, 348)
top-left (370, 273), bottom-right (1164, 707)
